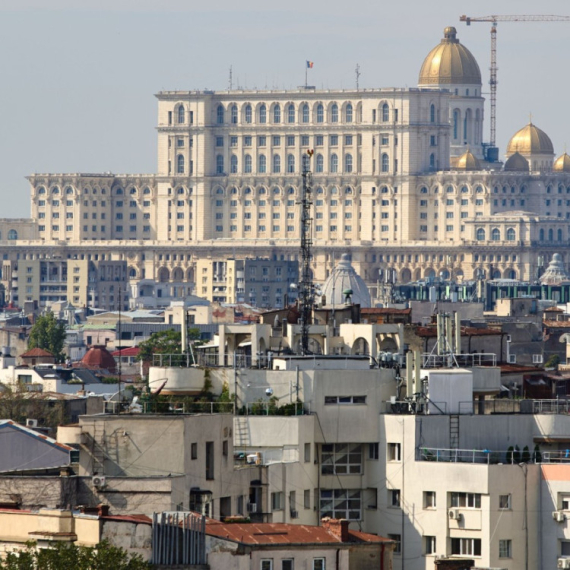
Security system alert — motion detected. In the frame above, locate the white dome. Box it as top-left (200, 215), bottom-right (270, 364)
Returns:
top-left (540, 253), bottom-right (570, 285)
top-left (321, 254), bottom-right (371, 308)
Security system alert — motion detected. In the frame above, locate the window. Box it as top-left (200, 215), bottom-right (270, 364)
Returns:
top-left (191, 443), bottom-right (197, 460)
top-left (230, 104), bottom-right (238, 124)
top-left (346, 103), bottom-right (353, 122)
top-left (430, 104), bottom-right (435, 123)
top-left (304, 489), bottom-right (311, 509)
top-left (273, 155), bottom-right (281, 173)
top-left (499, 539), bottom-right (511, 558)
top-left (345, 154), bottom-right (353, 172)
top-left (499, 494), bottom-right (511, 509)
top-left (324, 395), bottom-right (366, 405)
top-left (382, 103), bottom-right (389, 122)
top-left (330, 134), bottom-right (338, 146)
top-left (273, 135), bottom-right (281, 146)
top-left (177, 105), bottom-right (185, 123)
top-left (491, 228), bottom-right (500, 241)
top-left (245, 154), bottom-right (252, 173)
top-left (259, 155), bottom-right (267, 173)
top-left (331, 103), bottom-right (338, 123)
top-left (304, 442), bottom-right (311, 462)
top-left (261, 561), bottom-right (273, 570)
top-left (205, 441), bottom-right (214, 480)
top-left (381, 153), bottom-right (389, 172)
top-left (316, 103), bottom-right (324, 123)
top-left (271, 492), bottom-right (284, 511)
top-left (245, 104), bottom-right (252, 123)
top-left (476, 228), bottom-right (485, 241)
top-left (321, 443), bottom-right (362, 475)
top-left (313, 560), bottom-right (325, 570)
top-left (320, 489), bottom-right (361, 520)
top-left (368, 443), bottom-right (379, 460)
top-left (388, 534), bottom-right (401, 554)
top-left (282, 560), bottom-right (293, 570)
top-left (216, 155), bottom-right (224, 174)
top-left (424, 491), bottom-right (436, 508)
top-left (230, 155), bottom-right (238, 174)
top-left (451, 538), bottom-right (481, 556)
top-left (273, 104), bottom-right (281, 123)
top-left (286, 135), bottom-right (295, 146)
top-left (216, 105), bottom-right (224, 124)
top-left (302, 103), bottom-right (309, 123)
top-left (425, 536), bottom-right (436, 555)
top-left (450, 492), bottom-right (481, 508)
top-left (287, 154), bottom-right (295, 173)
top-left (390, 489), bottom-right (401, 507)
top-left (316, 154), bottom-right (324, 173)
top-left (388, 443), bottom-right (401, 461)
top-left (330, 154), bottom-right (338, 173)
top-left (259, 104), bottom-right (267, 123)
top-left (287, 103), bottom-right (295, 123)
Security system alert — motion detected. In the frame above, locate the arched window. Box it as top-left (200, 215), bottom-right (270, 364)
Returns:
top-left (216, 105), bottom-right (224, 124)
top-left (453, 110), bottom-right (459, 139)
top-left (177, 105), bottom-right (185, 124)
top-left (430, 154), bottom-right (435, 169)
top-left (346, 103), bottom-right (353, 123)
top-left (540, 228), bottom-right (545, 241)
top-left (491, 228), bottom-right (500, 241)
top-left (65, 187), bottom-right (73, 195)
top-left (345, 154), bottom-right (353, 173)
top-left (52, 186), bottom-right (60, 194)
top-left (331, 103), bottom-right (339, 123)
top-left (273, 104), bottom-right (281, 123)
top-left (143, 187), bottom-right (151, 195)
top-left (231, 104), bottom-right (238, 124)
top-left (216, 155), bottom-right (224, 174)
top-left (558, 229), bottom-right (563, 242)
top-left (258, 154), bottom-right (267, 173)
top-left (430, 104), bottom-right (435, 123)
top-left (476, 228), bottom-right (485, 241)
top-left (317, 104), bottom-right (324, 123)
top-left (259, 104), bottom-right (267, 124)
top-left (381, 186), bottom-right (389, 194)
top-left (506, 228), bottom-right (516, 241)
top-left (244, 154), bottom-right (252, 173)
top-left (245, 104), bottom-right (252, 124)
top-left (177, 155), bottom-right (185, 174)
top-left (128, 267), bottom-right (137, 278)
top-left (129, 187), bottom-right (137, 195)
top-left (287, 104), bottom-right (295, 123)
top-left (38, 187), bottom-right (46, 195)
top-left (381, 153), bottom-right (389, 172)
top-left (115, 187), bottom-right (123, 195)
top-left (230, 155), bottom-right (238, 174)
top-left (288, 187), bottom-right (295, 195)
top-left (258, 187), bottom-right (266, 195)
top-left (302, 154), bottom-right (310, 172)
top-left (330, 154), bottom-right (338, 173)
top-left (330, 186), bottom-right (338, 195)
top-left (244, 187), bottom-right (252, 194)
top-left (273, 187), bottom-right (280, 195)
top-left (302, 104), bottom-right (309, 123)
top-left (273, 155), bottom-right (281, 173)
top-left (7, 229), bottom-right (17, 240)
top-left (230, 187), bottom-right (238, 195)
top-left (382, 103), bottom-right (389, 122)
top-left (548, 229), bottom-right (554, 242)
top-left (316, 154), bottom-right (324, 173)
top-left (287, 154), bottom-right (295, 173)
top-left (316, 187), bottom-right (324, 194)
top-left (177, 187), bottom-right (184, 194)
top-left (345, 187), bottom-right (353, 194)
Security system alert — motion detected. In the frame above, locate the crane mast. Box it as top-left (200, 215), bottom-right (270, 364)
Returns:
top-left (460, 14), bottom-right (570, 149)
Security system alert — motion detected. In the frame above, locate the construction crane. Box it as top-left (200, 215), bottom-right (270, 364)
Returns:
top-left (460, 14), bottom-right (570, 151)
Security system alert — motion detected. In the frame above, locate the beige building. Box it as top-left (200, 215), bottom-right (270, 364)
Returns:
top-left (0, 26), bottom-right (567, 306)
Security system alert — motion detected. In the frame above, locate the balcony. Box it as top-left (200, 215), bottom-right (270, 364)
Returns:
top-left (419, 446), bottom-right (567, 465)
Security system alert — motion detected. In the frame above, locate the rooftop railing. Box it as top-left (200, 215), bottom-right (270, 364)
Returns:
top-left (422, 352), bottom-right (497, 368)
top-left (419, 446), bottom-right (568, 465)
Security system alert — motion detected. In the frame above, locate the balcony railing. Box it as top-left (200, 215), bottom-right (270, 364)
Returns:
top-left (422, 353), bottom-right (497, 368)
top-left (419, 446), bottom-right (569, 465)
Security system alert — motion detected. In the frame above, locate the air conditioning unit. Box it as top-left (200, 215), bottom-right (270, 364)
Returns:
top-left (508, 354), bottom-right (516, 364)
top-left (553, 510), bottom-right (566, 523)
top-left (290, 510), bottom-right (299, 519)
top-left (92, 476), bottom-right (106, 488)
top-left (558, 558), bottom-right (570, 569)
top-left (26, 419), bottom-right (38, 428)
top-left (448, 508), bottom-right (461, 521)
top-left (246, 503), bottom-right (257, 513)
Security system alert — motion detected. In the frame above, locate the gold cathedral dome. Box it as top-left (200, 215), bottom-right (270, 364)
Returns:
top-left (418, 27), bottom-right (482, 86)
top-left (455, 149), bottom-right (481, 171)
top-left (506, 122), bottom-right (554, 156)
top-left (554, 152), bottom-right (570, 172)
top-left (504, 152), bottom-right (530, 172)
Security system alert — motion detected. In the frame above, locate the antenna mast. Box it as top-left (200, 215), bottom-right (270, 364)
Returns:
top-left (355, 64), bottom-right (361, 91)
top-left (228, 65), bottom-right (233, 90)
top-left (298, 150), bottom-right (314, 355)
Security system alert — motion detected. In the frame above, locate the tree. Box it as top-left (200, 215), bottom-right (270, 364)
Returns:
top-left (545, 354), bottom-right (560, 369)
top-left (0, 540), bottom-right (150, 570)
top-left (137, 329), bottom-right (181, 363)
top-left (27, 311), bottom-right (66, 362)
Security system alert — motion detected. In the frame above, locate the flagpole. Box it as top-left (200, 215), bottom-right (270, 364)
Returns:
top-left (305, 64), bottom-right (308, 89)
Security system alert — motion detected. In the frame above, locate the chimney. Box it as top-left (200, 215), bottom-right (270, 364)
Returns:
top-left (322, 517), bottom-right (350, 542)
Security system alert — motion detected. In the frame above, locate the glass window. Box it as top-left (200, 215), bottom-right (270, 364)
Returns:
top-left (273, 155), bottom-right (281, 173)
top-left (302, 103), bottom-right (309, 123)
top-left (382, 103), bottom-right (389, 122)
top-left (499, 540), bottom-right (511, 558)
top-left (216, 105), bottom-right (224, 124)
top-left (317, 104), bottom-right (324, 123)
top-left (331, 103), bottom-right (338, 123)
top-left (231, 104), bottom-right (238, 124)
top-left (320, 489), bottom-right (361, 520)
top-left (177, 105), bottom-right (185, 124)
top-left (330, 154), bottom-right (338, 173)
top-left (245, 104), bottom-right (252, 124)
top-left (321, 443), bottom-right (362, 475)
top-left (346, 103), bottom-right (353, 122)
top-left (273, 104), bottom-right (281, 123)
top-left (259, 104), bottom-right (267, 123)
top-left (287, 104), bottom-right (295, 123)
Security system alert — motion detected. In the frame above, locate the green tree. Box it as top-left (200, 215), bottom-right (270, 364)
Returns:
top-left (0, 540), bottom-right (150, 570)
top-left (545, 354), bottom-right (561, 369)
top-left (137, 329), bottom-right (181, 362)
top-left (27, 311), bottom-right (66, 362)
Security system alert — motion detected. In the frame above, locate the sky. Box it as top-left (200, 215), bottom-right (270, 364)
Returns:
top-left (0, 0), bottom-right (569, 217)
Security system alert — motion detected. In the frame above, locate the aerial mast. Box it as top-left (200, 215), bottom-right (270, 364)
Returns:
top-left (298, 150), bottom-right (314, 355)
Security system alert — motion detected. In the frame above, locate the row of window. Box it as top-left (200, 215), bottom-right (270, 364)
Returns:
top-left (216, 134), bottom-right (359, 148)
top-left (213, 225), bottom-right (358, 233)
top-left (36, 186), bottom-right (152, 196)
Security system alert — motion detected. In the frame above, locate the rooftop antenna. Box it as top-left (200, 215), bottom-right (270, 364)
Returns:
top-left (298, 150), bottom-right (314, 355)
top-left (355, 64), bottom-right (361, 91)
top-left (228, 66), bottom-right (233, 91)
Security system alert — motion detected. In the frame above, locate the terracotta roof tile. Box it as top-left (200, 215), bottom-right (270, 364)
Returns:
top-left (20, 348), bottom-right (53, 358)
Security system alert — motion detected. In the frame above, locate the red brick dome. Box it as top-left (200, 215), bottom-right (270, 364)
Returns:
top-left (81, 345), bottom-right (116, 372)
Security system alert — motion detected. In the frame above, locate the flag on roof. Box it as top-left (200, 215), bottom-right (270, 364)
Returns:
top-left (306, 61), bottom-right (314, 69)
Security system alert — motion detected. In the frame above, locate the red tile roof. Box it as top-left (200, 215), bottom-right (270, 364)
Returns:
top-left (205, 521), bottom-right (392, 546)
top-left (100, 514), bottom-right (152, 525)
top-left (20, 348), bottom-right (53, 358)
top-left (111, 347), bottom-right (140, 357)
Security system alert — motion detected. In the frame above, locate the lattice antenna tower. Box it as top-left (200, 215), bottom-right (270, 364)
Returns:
top-left (298, 150), bottom-right (314, 355)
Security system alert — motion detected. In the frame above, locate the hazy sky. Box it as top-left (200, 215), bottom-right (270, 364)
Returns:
top-left (0, 0), bottom-right (569, 217)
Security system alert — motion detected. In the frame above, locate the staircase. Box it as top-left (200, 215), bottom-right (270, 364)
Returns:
top-left (449, 415), bottom-right (459, 449)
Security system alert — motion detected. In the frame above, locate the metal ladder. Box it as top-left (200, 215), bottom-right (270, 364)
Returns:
top-left (450, 415), bottom-right (460, 450)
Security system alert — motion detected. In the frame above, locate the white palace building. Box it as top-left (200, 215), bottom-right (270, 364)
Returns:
top-left (2, 25), bottom-right (570, 307)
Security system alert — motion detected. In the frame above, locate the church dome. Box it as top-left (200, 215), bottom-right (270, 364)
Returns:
top-left (554, 153), bottom-right (570, 172)
top-left (418, 27), bottom-right (481, 86)
top-left (504, 152), bottom-right (529, 172)
top-left (454, 149), bottom-right (481, 171)
top-left (321, 253), bottom-right (371, 308)
top-left (506, 123), bottom-right (554, 156)
top-left (540, 253), bottom-right (570, 285)
top-left (81, 345), bottom-right (117, 372)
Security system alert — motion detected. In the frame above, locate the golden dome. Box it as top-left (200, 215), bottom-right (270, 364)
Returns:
top-left (554, 152), bottom-right (570, 172)
top-left (506, 123), bottom-right (554, 156)
top-left (455, 149), bottom-right (481, 171)
top-left (504, 152), bottom-right (529, 172)
top-left (418, 27), bottom-right (481, 86)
